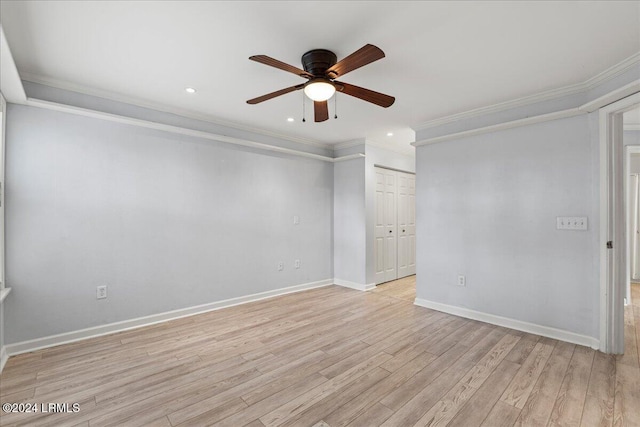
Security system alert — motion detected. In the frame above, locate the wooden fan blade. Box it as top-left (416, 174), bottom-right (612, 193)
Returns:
top-left (326, 44), bottom-right (385, 78)
top-left (314, 101), bottom-right (329, 122)
top-left (247, 84), bottom-right (304, 104)
top-left (334, 81), bottom-right (395, 108)
top-left (249, 55), bottom-right (313, 79)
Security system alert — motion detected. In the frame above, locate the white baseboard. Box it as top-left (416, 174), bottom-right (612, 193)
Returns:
top-left (0, 346), bottom-right (8, 374)
top-left (5, 279), bottom-right (333, 356)
top-left (333, 279), bottom-right (375, 292)
top-left (414, 298), bottom-right (600, 350)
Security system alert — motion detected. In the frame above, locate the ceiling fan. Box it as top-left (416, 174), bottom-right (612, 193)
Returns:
top-left (246, 44), bottom-right (395, 122)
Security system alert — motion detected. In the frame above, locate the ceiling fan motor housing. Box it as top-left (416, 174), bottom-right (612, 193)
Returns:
top-left (301, 49), bottom-right (337, 77)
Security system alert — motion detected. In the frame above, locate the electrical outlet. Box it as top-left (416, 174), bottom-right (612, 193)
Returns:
top-left (457, 275), bottom-right (466, 287)
top-left (295, 259), bottom-right (301, 269)
top-left (278, 262), bottom-right (284, 271)
top-left (293, 215), bottom-right (300, 225)
top-left (96, 285), bottom-right (107, 299)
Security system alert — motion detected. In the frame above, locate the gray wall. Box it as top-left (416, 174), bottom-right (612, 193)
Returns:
top-left (333, 157), bottom-right (366, 285)
top-left (5, 104), bottom-right (334, 344)
top-left (415, 115), bottom-right (599, 337)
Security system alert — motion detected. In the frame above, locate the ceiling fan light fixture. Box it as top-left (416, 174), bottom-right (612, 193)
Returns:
top-left (304, 79), bottom-right (335, 102)
top-left (246, 45), bottom-right (395, 122)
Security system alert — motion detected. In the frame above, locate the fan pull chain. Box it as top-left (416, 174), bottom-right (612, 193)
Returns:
top-left (302, 91), bottom-right (306, 123)
top-left (334, 94), bottom-right (338, 119)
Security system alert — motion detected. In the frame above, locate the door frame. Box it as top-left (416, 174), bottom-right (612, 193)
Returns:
top-left (599, 93), bottom-right (640, 354)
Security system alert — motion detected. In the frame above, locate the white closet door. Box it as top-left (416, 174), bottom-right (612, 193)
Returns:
top-left (383, 169), bottom-right (398, 282)
top-left (397, 172), bottom-right (416, 278)
top-left (374, 167), bottom-right (416, 284)
top-left (407, 174), bottom-right (416, 275)
top-left (632, 174), bottom-right (640, 280)
top-left (374, 169), bottom-right (386, 284)
top-left (397, 173), bottom-right (409, 278)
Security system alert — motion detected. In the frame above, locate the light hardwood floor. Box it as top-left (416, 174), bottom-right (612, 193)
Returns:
top-left (371, 275), bottom-right (416, 302)
top-left (1, 279), bottom-right (639, 427)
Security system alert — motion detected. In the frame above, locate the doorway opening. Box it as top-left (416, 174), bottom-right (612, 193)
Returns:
top-left (373, 166), bottom-right (416, 284)
top-left (373, 165), bottom-right (416, 299)
top-left (619, 107), bottom-right (640, 363)
top-left (600, 93), bottom-right (640, 354)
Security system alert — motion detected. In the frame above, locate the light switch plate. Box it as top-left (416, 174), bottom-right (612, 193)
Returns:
top-left (556, 217), bottom-right (588, 230)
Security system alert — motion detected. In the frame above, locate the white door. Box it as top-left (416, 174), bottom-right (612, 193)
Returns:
top-left (632, 174), bottom-right (640, 280)
top-left (374, 167), bottom-right (416, 284)
top-left (374, 169), bottom-right (386, 284)
top-left (383, 169), bottom-right (398, 282)
top-left (407, 174), bottom-right (416, 275)
top-left (397, 173), bottom-right (409, 278)
top-left (396, 172), bottom-right (416, 278)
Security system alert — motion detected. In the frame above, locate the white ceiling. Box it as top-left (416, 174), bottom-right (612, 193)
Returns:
top-left (1, 1), bottom-right (639, 150)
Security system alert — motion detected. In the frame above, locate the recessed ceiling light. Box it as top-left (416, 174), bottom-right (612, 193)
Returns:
top-left (287, 117), bottom-right (295, 122)
top-left (387, 132), bottom-right (393, 137)
top-left (185, 87), bottom-right (196, 94)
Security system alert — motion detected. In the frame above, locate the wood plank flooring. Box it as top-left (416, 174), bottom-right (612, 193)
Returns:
top-left (1, 278), bottom-right (639, 427)
top-left (371, 275), bottom-right (416, 302)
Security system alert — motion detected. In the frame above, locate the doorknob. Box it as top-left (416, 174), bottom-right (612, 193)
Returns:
top-left (389, 230), bottom-right (392, 233)
top-left (403, 229), bottom-right (406, 232)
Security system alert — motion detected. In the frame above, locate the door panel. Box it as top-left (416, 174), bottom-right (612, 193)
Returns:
top-left (407, 174), bottom-right (416, 275)
top-left (375, 237), bottom-right (384, 276)
top-left (397, 173), bottom-right (409, 278)
top-left (374, 169), bottom-right (386, 283)
top-left (397, 172), bottom-right (416, 278)
top-left (383, 170), bottom-right (397, 282)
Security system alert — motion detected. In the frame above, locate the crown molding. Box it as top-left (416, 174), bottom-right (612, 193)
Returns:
top-left (585, 51), bottom-right (640, 89)
top-left (17, 50), bottom-right (639, 155)
top-left (333, 138), bottom-right (366, 151)
top-left (413, 108), bottom-right (584, 147)
top-left (578, 80), bottom-right (640, 113)
top-left (333, 153), bottom-right (366, 162)
top-left (414, 52), bottom-right (640, 132)
top-left (414, 82), bottom-right (585, 132)
top-left (19, 72), bottom-right (333, 150)
top-left (334, 137), bottom-right (415, 157)
top-left (25, 98), bottom-right (362, 163)
top-left (365, 139), bottom-right (415, 157)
